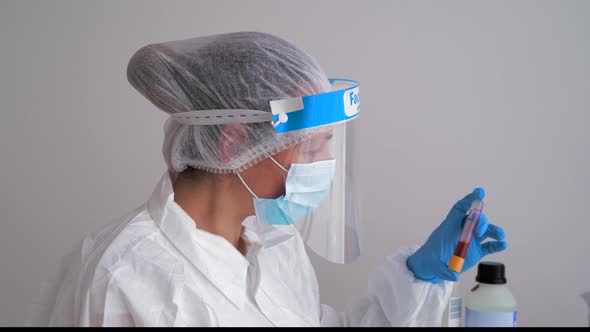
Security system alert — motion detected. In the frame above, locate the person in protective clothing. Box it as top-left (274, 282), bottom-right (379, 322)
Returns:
top-left (27, 31), bottom-right (507, 327)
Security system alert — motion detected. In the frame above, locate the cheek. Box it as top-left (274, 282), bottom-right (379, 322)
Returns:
top-left (273, 180), bottom-right (286, 197)
top-left (258, 164), bottom-right (287, 198)
top-left (276, 145), bottom-right (302, 165)
top-left (296, 154), bottom-right (314, 164)
top-left (272, 170), bottom-right (287, 196)
top-left (318, 146), bottom-right (333, 160)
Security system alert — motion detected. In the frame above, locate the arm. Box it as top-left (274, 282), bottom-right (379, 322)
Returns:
top-left (321, 188), bottom-right (507, 327)
top-left (320, 247), bottom-right (454, 327)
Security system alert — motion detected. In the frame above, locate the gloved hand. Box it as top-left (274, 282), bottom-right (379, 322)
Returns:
top-left (406, 188), bottom-right (507, 284)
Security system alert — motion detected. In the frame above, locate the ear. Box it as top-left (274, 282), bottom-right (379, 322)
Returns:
top-left (220, 124), bottom-right (249, 164)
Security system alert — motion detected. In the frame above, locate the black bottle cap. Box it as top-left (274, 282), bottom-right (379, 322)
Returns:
top-left (475, 261), bottom-right (507, 284)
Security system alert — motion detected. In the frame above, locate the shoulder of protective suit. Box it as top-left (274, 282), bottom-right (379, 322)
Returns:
top-left (76, 207), bottom-right (213, 326)
top-left (89, 206), bottom-right (186, 280)
top-left (37, 204), bottom-right (218, 326)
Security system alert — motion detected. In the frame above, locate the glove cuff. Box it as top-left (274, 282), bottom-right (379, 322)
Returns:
top-left (406, 248), bottom-right (445, 284)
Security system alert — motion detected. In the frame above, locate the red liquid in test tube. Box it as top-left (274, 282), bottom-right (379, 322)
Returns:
top-left (448, 200), bottom-right (484, 273)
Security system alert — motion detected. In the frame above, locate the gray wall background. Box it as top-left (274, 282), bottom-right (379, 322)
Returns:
top-left (1, 0), bottom-right (588, 327)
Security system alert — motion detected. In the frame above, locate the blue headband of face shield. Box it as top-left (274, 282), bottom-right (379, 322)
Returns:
top-left (170, 79), bottom-right (360, 132)
top-left (270, 78), bottom-right (360, 133)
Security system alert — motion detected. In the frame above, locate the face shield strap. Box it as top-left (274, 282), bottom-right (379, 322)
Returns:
top-left (170, 109), bottom-right (273, 125)
top-left (169, 79), bottom-right (360, 132)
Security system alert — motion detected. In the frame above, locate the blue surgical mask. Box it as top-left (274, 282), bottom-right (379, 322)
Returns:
top-left (237, 158), bottom-right (336, 225)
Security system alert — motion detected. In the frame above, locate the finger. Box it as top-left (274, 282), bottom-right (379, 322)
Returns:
top-left (481, 240), bottom-right (508, 256)
top-left (484, 224), bottom-right (505, 241)
top-left (474, 213), bottom-right (489, 238)
top-left (449, 188), bottom-right (486, 220)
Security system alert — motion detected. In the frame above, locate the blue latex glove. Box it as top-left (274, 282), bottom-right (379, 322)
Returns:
top-left (406, 188), bottom-right (507, 284)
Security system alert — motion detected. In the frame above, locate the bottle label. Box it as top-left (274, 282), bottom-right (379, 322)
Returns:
top-left (445, 296), bottom-right (462, 327)
top-left (465, 307), bottom-right (517, 327)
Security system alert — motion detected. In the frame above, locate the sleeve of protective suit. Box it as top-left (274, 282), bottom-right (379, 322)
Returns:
top-left (319, 247), bottom-right (454, 327)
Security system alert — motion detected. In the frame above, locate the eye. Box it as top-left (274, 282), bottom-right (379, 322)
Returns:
top-left (299, 150), bottom-right (320, 163)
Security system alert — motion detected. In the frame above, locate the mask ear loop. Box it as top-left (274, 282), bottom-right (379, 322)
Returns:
top-left (269, 156), bottom-right (289, 173)
top-left (236, 155), bottom-right (288, 199)
top-left (236, 172), bottom-right (259, 199)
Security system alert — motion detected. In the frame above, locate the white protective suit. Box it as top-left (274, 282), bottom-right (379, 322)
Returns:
top-left (27, 172), bottom-right (453, 327)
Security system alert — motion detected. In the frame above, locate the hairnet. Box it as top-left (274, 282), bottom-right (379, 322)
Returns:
top-left (127, 31), bottom-right (332, 174)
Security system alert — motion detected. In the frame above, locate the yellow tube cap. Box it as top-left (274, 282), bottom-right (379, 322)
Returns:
top-left (448, 255), bottom-right (465, 273)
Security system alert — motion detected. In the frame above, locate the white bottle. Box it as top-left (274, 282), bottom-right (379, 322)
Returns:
top-left (441, 282), bottom-right (462, 327)
top-left (464, 262), bottom-right (517, 327)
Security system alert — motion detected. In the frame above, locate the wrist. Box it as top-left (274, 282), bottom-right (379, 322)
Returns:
top-left (406, 251), bottom-right (444, 284)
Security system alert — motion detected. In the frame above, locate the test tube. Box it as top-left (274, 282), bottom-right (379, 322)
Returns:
top-left (448, 200), bottom-right (484, 273)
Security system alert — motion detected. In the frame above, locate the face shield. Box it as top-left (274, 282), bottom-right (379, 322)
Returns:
top-left (171, 79), bottom-right (361, 264)
top-left (268, 79), bottom-right (360, 264)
